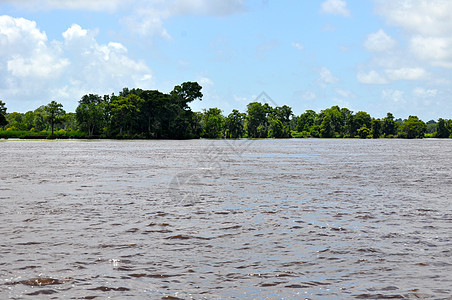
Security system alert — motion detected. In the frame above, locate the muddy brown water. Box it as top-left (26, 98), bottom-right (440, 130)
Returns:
top-left (0, 139), bottom-right (451, 299)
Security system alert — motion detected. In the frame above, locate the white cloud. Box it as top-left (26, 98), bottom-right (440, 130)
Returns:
top-left (376, 0), bottom-right (452, 68)
top-left (364, 29), bottom-right (396, 52)
top-left (319, 67), bottom-right (339, 84)
top-left (170, 0), bottom-right (245, 16)
top-left (357, 70), bottom-right (388, 84)
top-left (413, 87), bottom-right (438, 98)
top-left (0, 0), bottom-right (128, 12)
top-left (121, 8), bottom-right (172, 39)
top-left (385, 67), bottom-right (427, 81)
top-left (122, 0), bottom-right (246, 37)
top-left (410, 36), bottom-right (452, 68)
top-left (375, 0), bottom-right (452, 36)
top-left (0, 16), bottom-right (153, 112)
top-left (320, 0), bottom-right (350, 17)
top-left (382, 89), bottom-right (405, 103)
top-left (292, 42), bottom-right (304, 51)
top-left (335, 88), bottom-right (355, 99)
top-left (0, 16), bottom-right (69, 85)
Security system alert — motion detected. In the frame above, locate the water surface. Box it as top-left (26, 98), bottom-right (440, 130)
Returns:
top-left (0, 139), bottom-right (451, 299)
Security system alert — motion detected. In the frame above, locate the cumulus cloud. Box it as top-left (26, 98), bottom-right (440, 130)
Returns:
top-left (385, 67), bottom-right (427, 81)
top-left (364, 29), bottom-right (396, 52)
top-left (0, 16), bottom-right (69, 97)
top-left (320, 0), bottom-right (350, 17)
top-left (122, 0), bottom-right (246, 37)
top-left (0, 0), bottom-right (128, 12)
top-left (382, 89), bottom-right (405, 103)
top-left (170, 0), bottom-right (246, 16)
top-left (0, 16), bottom-right (152, 111)
top-left (413, 87), bottom-right (438, 98)
top-left (319, 67), bottom-right (339, 84)
top-left (357, 70), bottom-right (388, 84)
top-left (291, 42), bottom-right (304, 51)
top-left (376, 0), bottom-right (452, 68)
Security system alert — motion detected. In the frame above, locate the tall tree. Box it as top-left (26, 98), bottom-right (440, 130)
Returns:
top-left (382, 112), bottom-right (397, 137)
top-left (371, 119), bottom-right (382, 138)
top-left (225, 109), bottom-right (246, 138)
top-left (0, 101), bottom-right (7, 128)
top-left (109, 94), bottom-right (143, 136)
top-left (44, 101), bottom-right (65, 136)
top-left (436, 118), bottom-right (450, 138)
top-left (171, 82), bottom-right (203, 109)
top-left (246, 102), bottom-right (270, 138)
top-left (201, 108), bottom-right (225, 138)
top-left (76, 94), bottom-right (108, 137)
top-left (398, 116), bottom-right (427, 139)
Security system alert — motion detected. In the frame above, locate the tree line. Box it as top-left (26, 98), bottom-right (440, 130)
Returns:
top-left (1, 82), bottom-right (451, 139)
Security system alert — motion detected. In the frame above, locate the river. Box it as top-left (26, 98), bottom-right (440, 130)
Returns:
top-left (0, 139), bottom-right (451, 299)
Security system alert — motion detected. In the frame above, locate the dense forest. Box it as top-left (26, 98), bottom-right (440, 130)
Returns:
top-left (1, 81), bottom-right (451, 139)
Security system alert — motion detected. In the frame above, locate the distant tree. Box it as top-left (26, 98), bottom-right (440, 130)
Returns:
top-left (33, 106), bottom-right (48, 131)
top-left (171, 81), bottom-right (203, 109)
top-left (225, 109), bottom-right (246, 138)
top-left (436, 118), bottom-right (450, 138)
top-left (0, 100), bottom-right (7, 128)
top-left (44, 101), bottom-right (65, 136)
top-left (353, 111), bottom-right (371, 136)
top-left (76, 94), bottom-right (108, 137)
top-left (357, 125), bottom-right (371, 139)
top-left (201, 108), bottom-right (225, 138)
top-left (109, 94), bottom-right (143, 136)
top-left (382, 112), bottom-right (397, 137)
top-left (320, 114), bottom-right (333, 138)
top-left (246, 102), bottom-right (270, 138)
top-left (23, 111), bottom-right (35, 131)
top-left (371, 119), bottom-right (382, 138)
top-left (398, 115), bottom-right (427, 139)
top-left (267, 118), bottom-right (285, 138)
top-left (6, 112), bottom-right (24, 130)
top-left (296, 110), bottom-right (317, 132)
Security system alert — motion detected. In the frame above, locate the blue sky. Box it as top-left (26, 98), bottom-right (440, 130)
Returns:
top-left (1, 0), bottom-right (452, 121)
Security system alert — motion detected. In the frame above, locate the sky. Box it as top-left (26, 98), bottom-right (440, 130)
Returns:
top-left (1, 0), bottom-right (452, 121)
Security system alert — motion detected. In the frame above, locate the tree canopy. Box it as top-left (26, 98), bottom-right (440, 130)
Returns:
top-left (1, 82), bottom-right (451, 139)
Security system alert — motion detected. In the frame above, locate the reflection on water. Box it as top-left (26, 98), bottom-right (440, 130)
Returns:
top-left (0, 139), bottom-right (451, 299)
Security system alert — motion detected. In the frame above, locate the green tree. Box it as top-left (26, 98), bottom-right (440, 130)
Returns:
top-left (246, 102), bottom-right (270, 138)
top-left (171, 81), bottom-right (203, 109)
top-left (435, 118), bottom-right (451, 138)
top-left (398, 115), bottom-right (427, 139)
top-left (109, 94), bottom-right (143, 136)
top-left (225, 109), bottom-right (245, 138)
top-left (357, 125), bottom-right (371, 139)
top-left (33, 106), bottom-right (48, 131)
top-left (76, 94), bottom-right (108, 137)
top-left (382, 112), bottom-right (397, 137)
top-left (320, 114), bottom-right (333, 138)
top-left (6, 112), bottom-right (24, 130)
top-left (23, 111), bottom-right (36, 131)
top-left (371, 119), bottom-right (382, 138)
top-left (201, 108), bottom-right (225, 138)
top-left (267, 118), bottom-right (285, 138)
top-left (0, 101), bottom-right (7, 128)
top-left (296, 110), bottom-right (317, 132)
top-left (353, 111), bottom-right (371, 136)
top-left (44, 101), bottom-right (65, 136)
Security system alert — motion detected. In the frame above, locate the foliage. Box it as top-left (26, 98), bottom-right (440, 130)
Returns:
top-left (200, 108), bottom-right (225, 138)
top-left (0, 100), bottom-right (8, 128)
top-left (44, 101), bottom-right (65, 136)
top-left (225, 109), bottom-right (245, 138)
top-left (398, 116), bottom-right (427, 139)
top-left (2, 83), bottom-right (449, 140)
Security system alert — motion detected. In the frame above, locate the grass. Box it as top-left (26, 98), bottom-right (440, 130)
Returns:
top-left (0, 130), bottom-right (89, 139)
